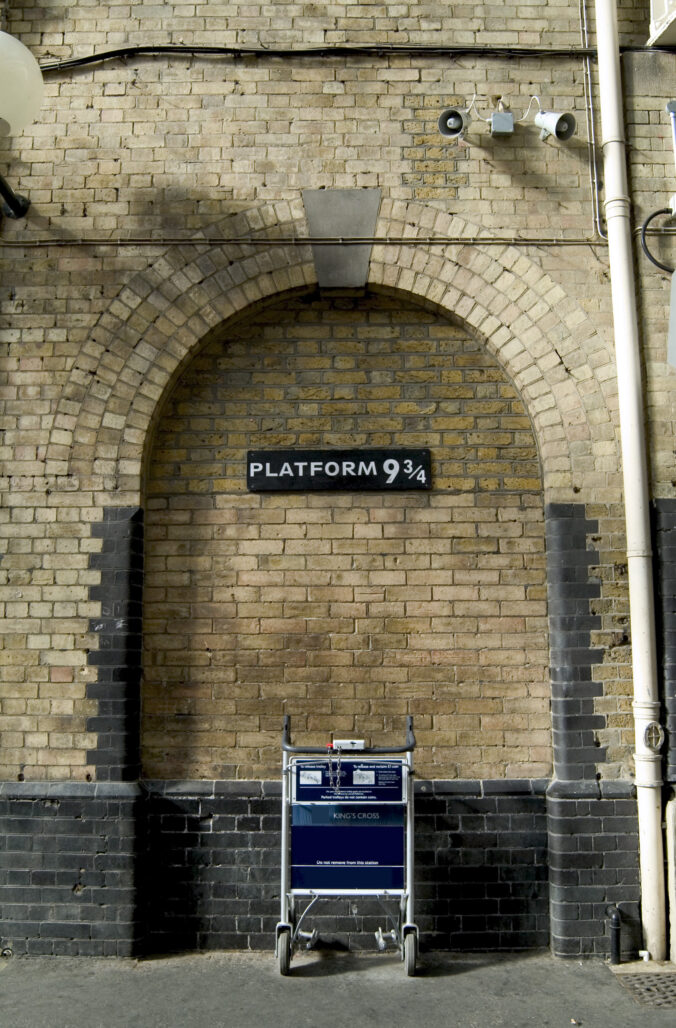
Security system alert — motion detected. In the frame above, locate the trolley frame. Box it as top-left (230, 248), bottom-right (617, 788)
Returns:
top-left (276, 716), bottom-right (419, 975)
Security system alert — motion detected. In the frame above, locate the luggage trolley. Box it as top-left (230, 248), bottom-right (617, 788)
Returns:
top-left (276, 716), bottom-right (419, 975)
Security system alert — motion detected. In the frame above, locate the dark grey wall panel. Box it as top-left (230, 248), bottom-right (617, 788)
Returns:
top-left (0, 784), bottom-right (141, 957)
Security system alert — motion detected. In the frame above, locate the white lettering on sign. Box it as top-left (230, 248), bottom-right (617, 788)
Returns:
top-left (333, 812), bottom-right (381, 820)
top-left (247, 450), bottom-right (431, 492)
top-left (250, 458), bottom-right (387, 481)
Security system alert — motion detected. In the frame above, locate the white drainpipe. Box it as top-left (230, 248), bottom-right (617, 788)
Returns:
top-left (594, 0), bottom-right (667, 961)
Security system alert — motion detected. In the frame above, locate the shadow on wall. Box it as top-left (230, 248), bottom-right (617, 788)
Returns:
top-left (132, 782), bottom-right (551, 956)
top-left (134, 785), bottom-right (281, 955)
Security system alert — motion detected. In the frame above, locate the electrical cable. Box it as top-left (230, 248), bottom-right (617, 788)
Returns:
top-left (34, 41), bottom-right (676, 75)
top-left (640, 208), bottom-right (674, 273)
top-left (38, 43), bottom-right (600, 73)
top-left (13, 15), bottom-right (651, 247)
top-left (0, 234), bottom-right (609, 250)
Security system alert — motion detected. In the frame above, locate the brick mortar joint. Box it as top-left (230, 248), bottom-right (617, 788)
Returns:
top-left (0, 777), bottom-right (557, 799)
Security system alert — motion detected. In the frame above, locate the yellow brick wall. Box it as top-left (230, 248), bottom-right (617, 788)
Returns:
top-left (142, 292), bottom-right (549, 780)
top-left (0, 2), bottom-right (666, 781)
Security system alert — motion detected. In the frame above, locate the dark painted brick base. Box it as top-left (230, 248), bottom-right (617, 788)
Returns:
top-left (0, 783), bottom-right (140, 957)
top-left (415, 781), bottom-right (550, 952)
top-left (137, 780), bottom-right (551, 955)
top-left (547, 781), bottom-right (641, 958)
top-left (0, 779), bottom-right (639, 958)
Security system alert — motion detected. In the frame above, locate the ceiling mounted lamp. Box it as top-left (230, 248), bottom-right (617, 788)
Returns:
top-left (0, 31), bottom-right (44, 219)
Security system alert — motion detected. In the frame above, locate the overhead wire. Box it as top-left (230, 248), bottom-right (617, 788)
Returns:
top-left (35, 42), bottom-right (676, 74)
top-left (0, 234), bottom-right (610, 249)
top-left (640, 209), bottom-right (675, 273)
top-left (11, 24), bottom-right (672, 249)
top-left (38, 43), bottom-right (601, 73)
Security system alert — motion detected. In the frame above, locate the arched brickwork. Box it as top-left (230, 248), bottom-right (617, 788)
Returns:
top-left (46, 198), bottom-right (624, 786)
top-left (46, 199), bottom-right (619, 504)
top-left (141, 290), bottom-right (549, 781)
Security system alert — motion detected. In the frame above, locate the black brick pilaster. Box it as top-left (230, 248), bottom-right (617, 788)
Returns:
top-left (544, 506), bottom-right (640, 958)
top-left (546, 781), bottom-right (640, 958)
top-left (86, 507), bottom-right (144, 781)
top-left (545, 503), bottom-right (605, 781)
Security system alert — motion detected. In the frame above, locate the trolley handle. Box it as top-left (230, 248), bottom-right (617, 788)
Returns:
top-left (281, 715), bottom-right (416, 754)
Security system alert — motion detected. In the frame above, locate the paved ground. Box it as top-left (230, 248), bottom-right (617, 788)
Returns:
top-left (1, 950), bottom-right (675, 1028)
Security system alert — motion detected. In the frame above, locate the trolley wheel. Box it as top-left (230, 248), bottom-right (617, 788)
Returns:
top-left (278, 928), bottom-right (292, 976)
top-left (404, 932), bottom-right (417, 976)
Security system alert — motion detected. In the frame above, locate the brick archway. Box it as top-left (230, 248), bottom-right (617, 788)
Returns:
top-left (47, 198), bottom-right (618, 505)
top-left (141, 288), bottom-right (550, 781)
top-left (52, 199), bottom-right (622, 801)
top-left (43, 199), bottom-right (626, 958)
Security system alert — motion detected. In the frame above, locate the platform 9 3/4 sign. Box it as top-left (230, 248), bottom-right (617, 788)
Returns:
top-left (247, 449), bottom-right (431, 492)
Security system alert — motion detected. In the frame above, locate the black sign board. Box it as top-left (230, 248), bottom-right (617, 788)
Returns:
top-left (247, 449), bottom-right (431, 492)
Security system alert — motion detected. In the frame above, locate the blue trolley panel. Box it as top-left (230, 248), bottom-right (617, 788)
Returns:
top-left (291, 759), bottom-right (407, 891)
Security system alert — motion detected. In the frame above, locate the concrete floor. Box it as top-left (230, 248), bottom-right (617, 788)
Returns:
top-left (2, 950), bottom-right (676, 1028)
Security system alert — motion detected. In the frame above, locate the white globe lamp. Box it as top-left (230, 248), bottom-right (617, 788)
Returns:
top-left (0, 31), bottom-right (44, 217)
